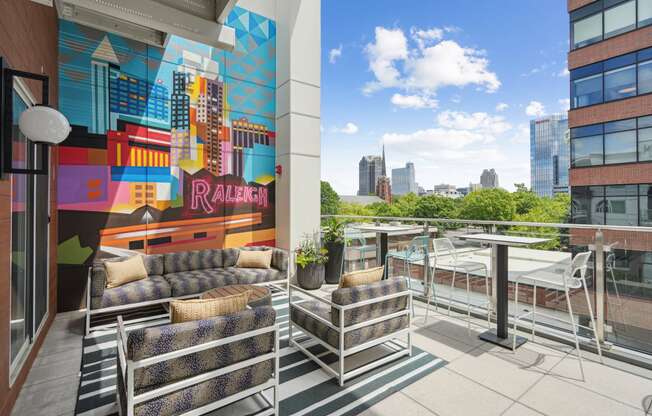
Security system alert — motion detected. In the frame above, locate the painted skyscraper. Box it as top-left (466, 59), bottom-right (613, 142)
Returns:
top-left (392, 162), bottom-right (417, 195)
top-left (530, 114), bottom-right (569, 197)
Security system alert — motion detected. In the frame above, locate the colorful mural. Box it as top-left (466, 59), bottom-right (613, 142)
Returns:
top-left (56, 6), bottom-right (277, 279)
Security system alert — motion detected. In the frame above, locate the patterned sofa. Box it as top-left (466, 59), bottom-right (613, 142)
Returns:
top-left (116, 306), bottom-right (279, 416)
top-left (86, 247), bottom-right (288, 333)
top-left (289, 277), bottom-right (412, 386)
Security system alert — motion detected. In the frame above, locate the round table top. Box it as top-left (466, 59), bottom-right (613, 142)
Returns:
top-left (201, 284), bottom-right (271, 302)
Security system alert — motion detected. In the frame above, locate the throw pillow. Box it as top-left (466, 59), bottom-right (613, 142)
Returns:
top-left (170, 291), bottom-right (250, 323)
top-left (339, 266), bottom-right (384, 288)
top-left (104, 256), bottom-right (148, 289)
top-left (236, 249), bottom-right (273, 269)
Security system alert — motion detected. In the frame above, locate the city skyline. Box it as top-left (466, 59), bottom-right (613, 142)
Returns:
top-left (321, 0), bottom-right (569, 195)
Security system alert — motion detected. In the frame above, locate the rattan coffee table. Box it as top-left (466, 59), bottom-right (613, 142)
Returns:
top-left (201, 284), bottom-right (272, 308)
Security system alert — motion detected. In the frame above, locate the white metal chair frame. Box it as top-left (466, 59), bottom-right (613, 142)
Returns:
top-left (116, 316), bottom-right (281, 416)
top-left (288, 283), bottom-right (412, 387)
top-left (429, 238), bottom-right (492, 329)
top-left (512, 251), bottom-right (603, 379)
top-left (385, 235), bottom-right (430, 317)
top-left (85, 251), bottom-right (291, 335)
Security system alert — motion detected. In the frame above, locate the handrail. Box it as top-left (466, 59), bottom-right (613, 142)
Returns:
top-left (322, 214), bottom-right (652, 233)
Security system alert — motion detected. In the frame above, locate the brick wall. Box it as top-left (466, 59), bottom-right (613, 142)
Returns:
top-left (569, 95), bottom-right (652, 128)
top-left (0, 1), bottom-right (59, 415)
top-left (570, 163), bottom-right (652, 186)
top-left (568, 0), bottom-right (598, 12)
top-left (569, 25), bottom-right (652, 69)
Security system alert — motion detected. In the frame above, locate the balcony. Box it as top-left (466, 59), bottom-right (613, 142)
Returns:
top-left (9, 215), bottom-right (652, 415)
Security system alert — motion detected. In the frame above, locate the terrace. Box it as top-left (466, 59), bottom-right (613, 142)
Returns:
top-left (2, 1), bottom-right (652, 416)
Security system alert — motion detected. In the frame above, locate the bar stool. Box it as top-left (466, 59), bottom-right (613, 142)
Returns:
top-left (512, 251), bottom-right (603, 379)
top-left (386, 235), bottom-right (431, 317)
top-left (430, 238), bottom-right (492, 328)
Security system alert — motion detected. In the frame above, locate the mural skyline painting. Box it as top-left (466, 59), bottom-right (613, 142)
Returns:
top-left (56, 6), bottom-right (277, 307)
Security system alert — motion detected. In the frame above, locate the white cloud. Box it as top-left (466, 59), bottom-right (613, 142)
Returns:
top-left (525, 101), bottom-right (546, 117)
top-left (329, 44), bottom-right (343, 64)
top-left (363, 27), bottom-right (408, 93)
top-left (556, 67), bottom-right (570, 77)
top-left (559, 98), bottom-right (570, 111)
top-left (495, 103), bottom-right (509, 112)
top-left (510, 123), bottom-right (531, 145)
top-left (390, 93), bottom-right (438, 110)
top-left (363, 26), bottom-right (500, 98)
top-left (436, 110), bottom-right (512, 135)
top-left (334, 122), bottom-right (359, 135)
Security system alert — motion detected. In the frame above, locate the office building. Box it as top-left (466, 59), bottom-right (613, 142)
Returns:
top-left (568, 0), bottom-right (652, 351)
top-left (392, 162), bottom-right (417, 195)
top-left (358, 145), bottom-right (386, 196)
top-left (530, 114), bottom-right (569, 197)
top-left (433, 184), bottom-right (462, 199)
top-left (480, 169), bottom-right (499, 189)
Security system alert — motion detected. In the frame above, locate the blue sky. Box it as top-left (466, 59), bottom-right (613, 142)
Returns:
top-left (320, 0), bottom-right (569, 194)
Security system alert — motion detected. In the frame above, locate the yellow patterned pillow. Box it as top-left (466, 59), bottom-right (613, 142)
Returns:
top-left (170, 291), bottom-right (250, 323)
top-left (236, 249), bottom-right (273, 269)
top-left (104, 256), bottom-right (148, 288)
top-left (339, 266), bottom-right (384, 288)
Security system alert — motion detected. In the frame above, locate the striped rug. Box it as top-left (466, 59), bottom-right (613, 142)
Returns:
top-left (75, 292), bottom-right (446, 416)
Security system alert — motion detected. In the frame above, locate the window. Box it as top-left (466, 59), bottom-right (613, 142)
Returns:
top-left (604, 119), bottom-right (637, 164)
top-left (604, 65), bottom-right (637, 101)
top-left (573, 13), bottom-right (603, 48)
top-left (639, 60), bottom-right (652, 94)
top-left (572, 74), bottom-right (603, 108)
top-left (572, 135), bottom-right (604, 166)
top-left (640, 0), bottom-right (652, 26)
top-left (641, 185), bottom-right (652, 226)
top-left (604, 0), bottom-right (637, 38)
top-left (572, 186), bottom-right (606, 224)
top-left (605, 185), bottom-right (639, 226)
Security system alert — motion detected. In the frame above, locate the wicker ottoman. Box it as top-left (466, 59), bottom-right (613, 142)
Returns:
top-left (202, 284), bottom-right (272, 308)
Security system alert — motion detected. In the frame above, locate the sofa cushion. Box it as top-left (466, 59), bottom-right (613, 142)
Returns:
top-left (90, 254), bottom-right (164, 297)
top-left (91, 275), bottom-right (171, 309)
top-left (240, 246), bottom-right (288, 271)
top-left (164, 268), bottom-right (238, 297)
top-left (127, 306), bottom-right (276, 392)
top-left (235, 249), bottom-right (272, 269)
top-left (339, 266), bottom-right (384, 288)
top-left (163, 249), bottom-right (222, 274)
top-left (104, 255), bottom-right (148, 288)
top-left (290, 300), bottom-right (409, 349)
top-left (227, 267), bottom-right (283, 284)
top-left (222, 248), bottom-right (240, 267)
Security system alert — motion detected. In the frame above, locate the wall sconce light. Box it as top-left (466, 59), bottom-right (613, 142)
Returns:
top-left (275, 164), bottom-right (282, 175)
top-left (2, 58), bottom-right (70, 175)
top-left (18, 105), bottom-right (71, 145)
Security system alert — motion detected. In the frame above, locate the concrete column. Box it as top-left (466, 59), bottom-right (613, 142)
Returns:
top-left (275, 0), bottom-right (321, 250)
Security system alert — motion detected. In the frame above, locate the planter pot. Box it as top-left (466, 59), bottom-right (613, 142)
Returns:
top-left (324, 241), bottom-right (344, 284)
top-left (296, 263), bottom-right (325, 290)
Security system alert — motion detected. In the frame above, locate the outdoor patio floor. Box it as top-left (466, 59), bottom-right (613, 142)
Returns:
top-left (11, 293), bottom-right (652, 416)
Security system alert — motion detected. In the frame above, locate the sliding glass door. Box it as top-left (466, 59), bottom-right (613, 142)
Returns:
top-left (9, 77), bottom-right (49, 381)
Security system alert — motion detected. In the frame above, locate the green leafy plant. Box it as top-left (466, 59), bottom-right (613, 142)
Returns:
top-left (322, 218), bottom-right (346, 244)
top-left (295, 239), bottom-right (328, 268)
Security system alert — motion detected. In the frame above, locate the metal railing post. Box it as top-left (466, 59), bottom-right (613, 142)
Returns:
top-left (595, 229), bottom-right (606, 344)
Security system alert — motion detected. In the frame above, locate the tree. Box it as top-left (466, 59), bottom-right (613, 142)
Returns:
top-left (459, 188), bottom-right (515, 222)
top-left (320, 181), bottom-right (340, 215)
top-left (511, 193), bottom-right (571, 250)
top-left (414, 194), bottom-right (458, 219)
top-left (512, 184), bottom-right (539, 215)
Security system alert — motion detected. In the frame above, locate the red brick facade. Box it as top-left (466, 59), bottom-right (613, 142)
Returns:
top-left (568, 0), bottom-right (597, 12)
top-left (568, 95), bottom-right (652, 128)
top-left (570, 163), bottom-right (652, 186)
top-left (569, 25), bottom-right (652, 69)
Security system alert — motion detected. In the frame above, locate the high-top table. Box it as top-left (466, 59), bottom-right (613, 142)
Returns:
top-left (350, 223), bottom-right (429, 267)
top-left (457, 233), bottom-right (551, 350)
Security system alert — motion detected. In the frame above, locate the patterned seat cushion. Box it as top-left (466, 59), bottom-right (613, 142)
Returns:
top-left (127, 306), bottom-right (276, 392)
top-left (163, 249), bottom-right (223, 274)
top-left (227, 267), bottom-right (283, 284)
top-left (91, 275), bottom-right (171, 309)
top-left (331, 278), bottom-right (409, 326)
top-left (164, 268), bottom-right (238, 297)
top-left (290, 300), bottom-right (409, 349)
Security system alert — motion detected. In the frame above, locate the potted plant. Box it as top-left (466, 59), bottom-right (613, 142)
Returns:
top-left (295, 238), bottom-right (328, 290)
top-left (322, 218), bottom-right (346, 284)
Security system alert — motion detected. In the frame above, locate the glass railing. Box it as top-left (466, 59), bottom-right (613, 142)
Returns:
top-left (321, 214), bottom-right (652, 364)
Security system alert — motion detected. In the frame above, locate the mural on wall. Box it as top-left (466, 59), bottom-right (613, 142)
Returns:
top-left (56, 6), bottom-right (276, 276)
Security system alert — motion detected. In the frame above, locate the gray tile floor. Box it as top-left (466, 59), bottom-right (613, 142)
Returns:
top-left (12, 300), bottom-right (652, 416)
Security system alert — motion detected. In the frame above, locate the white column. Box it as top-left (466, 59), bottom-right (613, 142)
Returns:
top-left (275, 0), bottom-right (321, 250)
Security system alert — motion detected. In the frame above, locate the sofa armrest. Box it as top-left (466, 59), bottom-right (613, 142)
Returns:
top-left (89, 263), bottom-right (107, 299)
